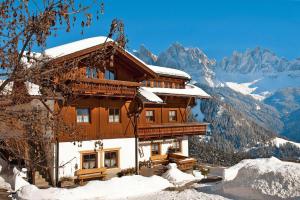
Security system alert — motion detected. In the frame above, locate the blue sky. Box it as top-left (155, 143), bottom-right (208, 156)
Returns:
top-left (46, 0), bottom-right (300, 60)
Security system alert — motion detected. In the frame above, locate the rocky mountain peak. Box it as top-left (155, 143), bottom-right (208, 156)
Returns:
top-left (133, 43), bottom-right (216, 86)
top-left (217, 47), bottom-right (298, 73)
top-left (133, 45), bottom-right (157, 65)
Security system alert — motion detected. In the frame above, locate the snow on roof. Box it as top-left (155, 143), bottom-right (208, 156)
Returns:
top-left (142, 84), bottom-right (210, 98)
top-left (147, 65), bottom-right (191, 80)
top-left (44, 36), bottom-right (113, 58)
top-left (0, 80), bottom-right (40, 96)
top-left (138, 87), bottom-right (164, 104)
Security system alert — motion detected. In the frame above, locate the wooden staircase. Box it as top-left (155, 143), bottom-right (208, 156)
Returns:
top-left (34, 171), bottom-right (50, 188)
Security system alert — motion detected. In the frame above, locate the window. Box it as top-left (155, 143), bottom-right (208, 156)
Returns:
top-left (172, 140), bottom-right (181, 153)
top-left (145, 81), bottom-right (151, 87)
top-left (145, 110), bottom-right (155, 122)
top-left (153, 81), bottom-right (157, 87)
top-left (157, 81), bottom-right (161, 88)
top-left (82, 153), bottom-right (97, 169)
top-left (76, 108), bottom-right (90, 123)
top-left (109, 108), bottom-right (120, 123)
top-left (105, 69), bottom-right (115, 80)
top-left (104, 151), bottom-right (118, 168)
top-left (169, 110), bottom-right (177, 122)
top-left (86, 67), bottom-right (98, 79)
top-left (165, 82), bottom-right (171, 88)
top-left (151, 143), bottom-right (161, 156)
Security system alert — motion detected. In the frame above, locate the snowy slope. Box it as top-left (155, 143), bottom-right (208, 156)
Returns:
top-left (224, 80), bottom-right (267, 101)
top-left (272, 137), bottom-right (300, 149)
top-left (220, 157), bottom-right (300, 199)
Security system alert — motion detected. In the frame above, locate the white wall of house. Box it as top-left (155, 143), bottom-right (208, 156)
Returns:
top-left (57, 136), bottom-right (189, 179)
top-left (181, 138), bottom-right (189, 156)
top-left (58, 138), bottom-right (135, 179)
top-left (139, 136), bottom-right (189, 161)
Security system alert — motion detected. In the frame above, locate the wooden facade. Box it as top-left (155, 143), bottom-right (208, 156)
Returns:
top-left (54, 42), bottom-right (208, 143)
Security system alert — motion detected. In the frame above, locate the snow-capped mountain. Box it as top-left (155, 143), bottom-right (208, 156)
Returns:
top-left (133, 45), bottom-right (157, 65)
top-left (217, 47), bottom-right (300, 73)
top-left (215, 47), bottom-right (300, 101)
top-left (133, 44), bottom-right (300, 143)
top-left (143, 43), bottom-right (216, 86)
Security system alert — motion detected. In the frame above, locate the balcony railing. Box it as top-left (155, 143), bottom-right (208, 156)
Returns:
top-left (137, 122), bottom-right (208, 140)
top-left (65, 78), bottom-right (140, 98)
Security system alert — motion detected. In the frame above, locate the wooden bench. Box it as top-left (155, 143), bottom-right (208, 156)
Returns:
top-left (75, 168), bottom-right (107, 185)
top-left (169, 153), bottom-right (197, 171)
top-left (150, 154), bottom-right (169, 166)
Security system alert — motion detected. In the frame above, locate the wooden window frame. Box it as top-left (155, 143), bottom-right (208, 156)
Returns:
top-left (172, 140), bottom-right (182, 153)
top-left (80, 151), bottom-right (98, 170)
top-left (145, 110), bottom-right (155, 123)
top-left (169, 110), bottom-right (177, 122)
top-left (76, 108), bottom-right (91, 123)
top-left (151, 143), bottom-right (161, 156)
top-left (108, 108), bottom-right (121, 123)
top-left (104, 150), bottom-right (119, 169)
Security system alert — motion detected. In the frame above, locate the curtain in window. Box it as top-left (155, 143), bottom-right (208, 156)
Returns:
top-left (76, 108), bottom-right (90, 123)
top-left (82, 154), bottom-right (97, 169)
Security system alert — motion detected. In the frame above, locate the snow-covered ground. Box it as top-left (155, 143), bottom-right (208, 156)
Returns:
top-left (18, 175), bottom-right (171, 200)
top-left (162, 163), bottom-right (198, 186)
top-left (1, 158), bottom-right (300, 200)
top-left (130, 188), bottom-right (232, 200)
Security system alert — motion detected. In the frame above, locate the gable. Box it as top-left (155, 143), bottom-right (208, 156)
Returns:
top-left (43, 37), bottom-right (157, 80)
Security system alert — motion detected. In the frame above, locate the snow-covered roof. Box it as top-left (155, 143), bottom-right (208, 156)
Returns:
top-left (142, 84), bottom-right (210, 98)
top-left (147, 65), bottom-right (191, 80)
top-left (44, 36), bottom-right (113, 58)
top-left (0, 80), bottom-right (40, 96)
top-left (138, 87), bottom-right (164, 104)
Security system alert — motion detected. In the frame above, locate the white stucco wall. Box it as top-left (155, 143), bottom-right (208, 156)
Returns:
top-left (139, 136), bottom-right (189, 161)
top-left (58, 138), bottom-right (135, 179)
top-left (57, 136), bottom-right (189, 179)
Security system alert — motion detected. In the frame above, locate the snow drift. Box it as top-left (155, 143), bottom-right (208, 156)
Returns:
top-left (162, 163), bottom-right (196, 186)
top-left (219, 157), bottom-right (300, 200)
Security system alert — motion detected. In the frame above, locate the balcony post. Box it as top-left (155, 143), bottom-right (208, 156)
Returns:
top-left (134, 113), bottom-right (139, 175)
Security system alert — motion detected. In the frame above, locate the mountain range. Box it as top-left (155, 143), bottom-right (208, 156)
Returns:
top-left (133, 44), bottom-right (300, 146)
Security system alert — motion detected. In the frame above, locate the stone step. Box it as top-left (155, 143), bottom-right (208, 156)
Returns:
top-left (35, 174), bottom-right (42, 179)
top-left (34, 171), bottom-right (50, 189)
top-left (35, 182), bottom-right (49, 189)
top-left (35, 178), bottom-right (47, 183)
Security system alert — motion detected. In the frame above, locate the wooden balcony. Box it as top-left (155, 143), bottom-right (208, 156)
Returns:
top-left (65, 78), bottom-right (140, 98)
top-left (137, 122), bottom-right (208, 140)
